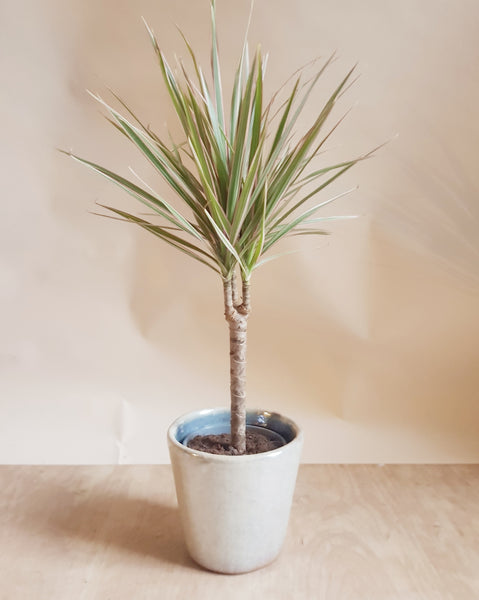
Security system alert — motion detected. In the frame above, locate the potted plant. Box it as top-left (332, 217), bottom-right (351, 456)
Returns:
top-left (64, 1), bottom-right (372, 574)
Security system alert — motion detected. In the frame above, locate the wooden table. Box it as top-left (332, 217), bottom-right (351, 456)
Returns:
top-left (0, 465), bottom-right (478, 599)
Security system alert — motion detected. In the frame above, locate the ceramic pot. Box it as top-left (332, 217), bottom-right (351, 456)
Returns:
top-left (167, 408), bottom-right (303, 574)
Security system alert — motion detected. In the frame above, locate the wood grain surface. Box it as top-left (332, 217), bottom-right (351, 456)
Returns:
top-left (0, 465), bottom-right (477, 599)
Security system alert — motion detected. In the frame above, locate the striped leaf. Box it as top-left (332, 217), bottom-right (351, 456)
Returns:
top-left (65, 2), bottom-right (374, 286)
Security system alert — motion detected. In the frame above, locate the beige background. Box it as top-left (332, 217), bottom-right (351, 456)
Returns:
top-left (1, 0), bottom-right (478, 463)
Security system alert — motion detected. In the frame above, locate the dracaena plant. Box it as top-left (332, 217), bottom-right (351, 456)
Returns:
top-left (64, 1), bottom-right (374, 454)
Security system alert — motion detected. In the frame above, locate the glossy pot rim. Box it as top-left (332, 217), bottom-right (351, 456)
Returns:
top-left (167, 407), bottom-right (303, 462)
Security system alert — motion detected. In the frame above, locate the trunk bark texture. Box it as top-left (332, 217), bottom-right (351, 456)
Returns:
top-left (223, 278), bottom-right (250, 454)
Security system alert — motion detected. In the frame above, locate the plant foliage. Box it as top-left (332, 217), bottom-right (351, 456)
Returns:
top-left (64, 1), bottom-right (373, 283)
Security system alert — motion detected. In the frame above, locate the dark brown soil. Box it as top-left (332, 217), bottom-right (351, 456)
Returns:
top-left (187, 431), bottom-right (284, 455)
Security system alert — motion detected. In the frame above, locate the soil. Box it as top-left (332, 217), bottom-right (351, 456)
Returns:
top-left (187, 431), bottom-right (284, 455)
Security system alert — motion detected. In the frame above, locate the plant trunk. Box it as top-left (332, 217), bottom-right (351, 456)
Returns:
top-left (224, 277), bottom-right (250, 454)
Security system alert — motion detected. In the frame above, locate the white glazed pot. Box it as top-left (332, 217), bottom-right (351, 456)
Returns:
top-left (167, 408), bottom-right (303, 574)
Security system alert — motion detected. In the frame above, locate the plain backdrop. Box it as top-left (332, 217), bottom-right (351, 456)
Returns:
top-left (1, 0), bottom-right (478, 463)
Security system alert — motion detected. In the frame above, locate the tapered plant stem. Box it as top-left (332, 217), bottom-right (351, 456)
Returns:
top-left (224, 278), bottom-right (250, 454)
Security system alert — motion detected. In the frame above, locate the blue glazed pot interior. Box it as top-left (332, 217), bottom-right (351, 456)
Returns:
top-left (172, 408), bottom-right (299, 448)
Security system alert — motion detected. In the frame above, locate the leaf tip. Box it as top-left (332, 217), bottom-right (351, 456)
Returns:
top-left (141, 15), bottom-right (152, 33)
top-left (86, 89), bottom-right (102, 104)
